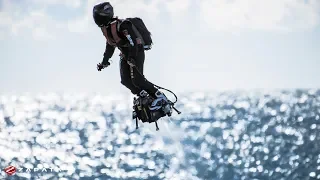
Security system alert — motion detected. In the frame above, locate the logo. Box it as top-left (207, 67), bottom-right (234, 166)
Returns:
top-left (3, 165), bottom-right (63, 176)
top-left (125, 34), bottom-right (134, 46)
top-left (4, 165), bottom-right (16, 176)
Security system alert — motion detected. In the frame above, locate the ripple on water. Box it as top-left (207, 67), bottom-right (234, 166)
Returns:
top-left (0, 90), bottom-right (319, 179)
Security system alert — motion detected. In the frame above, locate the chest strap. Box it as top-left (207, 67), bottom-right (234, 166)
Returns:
top-left (101, 20), bottom-right (122, 46)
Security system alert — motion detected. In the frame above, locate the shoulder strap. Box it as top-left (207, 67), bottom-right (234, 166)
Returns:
top-left (116, 19), bottom-right (124, 32)
top-left (101, 26), bottom-right (116, 46)
top-left (110, 20), bottom-right (121, 43)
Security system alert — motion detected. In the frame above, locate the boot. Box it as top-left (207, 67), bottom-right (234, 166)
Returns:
top-left (149, 90), bottom-right (169, 111)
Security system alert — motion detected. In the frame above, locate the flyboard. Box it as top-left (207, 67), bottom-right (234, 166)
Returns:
top-left (132, 87), bottom-right (181, 131)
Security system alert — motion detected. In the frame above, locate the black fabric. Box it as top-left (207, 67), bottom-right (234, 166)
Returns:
top-left (118, 20), bottom-right (139, 58)
top-left (102, 43), bottom-right (115, 65)
top-left (101, 19), bottom-right (158, 96)
top-left (126, 17), bottom-right (153, 47)
top-left (119, 47), bottom-right (158, 96)
top-left (103, 19), bottom-right (139, 62)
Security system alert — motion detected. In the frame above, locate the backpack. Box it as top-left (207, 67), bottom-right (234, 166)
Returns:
top-left (125, 17), bottom-right (153, 50)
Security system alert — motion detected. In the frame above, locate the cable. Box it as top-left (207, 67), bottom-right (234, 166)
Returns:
top-left (130, 62), bottom-right (181, 131)
top-left (131, 65), bottom-right (178, 104)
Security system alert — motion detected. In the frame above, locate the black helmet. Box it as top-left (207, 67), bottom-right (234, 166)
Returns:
top-left (93, 2), bottom-right (114, 27)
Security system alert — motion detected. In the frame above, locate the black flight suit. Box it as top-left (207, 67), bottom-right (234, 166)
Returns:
top-left (101, 19), bottom-right (158, 97)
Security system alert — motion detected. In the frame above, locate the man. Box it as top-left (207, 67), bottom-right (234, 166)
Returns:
top-left (93, 2), bottom-right (168, 110)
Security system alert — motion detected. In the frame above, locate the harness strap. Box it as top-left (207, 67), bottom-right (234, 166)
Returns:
top-left (101, 20), bottom-right (122, 46)
top-left (110, 21), bottom-right (121, 43)
top-left (101, 19), bottom-right (146, 48)
top-left (101, 27), bottom-right (114, 46)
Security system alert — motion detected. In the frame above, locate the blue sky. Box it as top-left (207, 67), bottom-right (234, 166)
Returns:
top-left (1, 0), bottom-right (320, 95)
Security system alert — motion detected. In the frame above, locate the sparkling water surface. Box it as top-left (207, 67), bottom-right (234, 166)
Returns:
top-left (0, 89), bottom-right (319, 180)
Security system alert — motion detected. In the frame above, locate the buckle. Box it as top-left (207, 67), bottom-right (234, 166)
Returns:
top-left (139, 90), bottom-right (148, 97)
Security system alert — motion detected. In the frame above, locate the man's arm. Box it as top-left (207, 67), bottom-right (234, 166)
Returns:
top-left (102, 42), bottom-right (115, 65)
top-left (119, 21), bottom-right (139, 59)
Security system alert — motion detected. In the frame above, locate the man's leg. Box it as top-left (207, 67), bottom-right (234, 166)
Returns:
top-left (129, 49), bottom-right (158, 97)
top-left (130, 49), bottom-right (170, 112)
top-left (120, 55), bottom-right (141, 95)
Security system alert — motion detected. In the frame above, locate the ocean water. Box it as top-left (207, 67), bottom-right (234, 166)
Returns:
top-left (0, 89), bottom-right (319, 180)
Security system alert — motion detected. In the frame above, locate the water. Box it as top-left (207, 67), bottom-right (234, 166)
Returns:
top-left (0, 89), bottom-right (319, 180)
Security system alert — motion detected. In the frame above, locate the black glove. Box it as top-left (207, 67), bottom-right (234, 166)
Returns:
top-left (97, 61), bottom-right (110, 71)
top-left (97, 56), bottom-right (111, 71)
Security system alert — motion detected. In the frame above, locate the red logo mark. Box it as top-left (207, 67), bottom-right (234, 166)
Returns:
top-left (4, 165), bottom-right (16, 176)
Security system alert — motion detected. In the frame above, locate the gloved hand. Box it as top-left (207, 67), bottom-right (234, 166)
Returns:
top-left (97, 56), bottom-right (111, 71)
top-left (127, 58), bottom-right (135, 67)
top-left (97, 61), bottom-right (110, 71)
